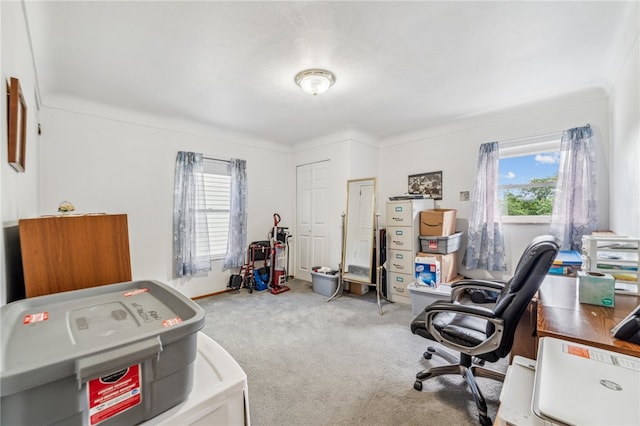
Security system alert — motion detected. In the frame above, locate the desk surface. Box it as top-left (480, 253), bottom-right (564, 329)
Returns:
top-left (537, 275), bottom-right (640, 358)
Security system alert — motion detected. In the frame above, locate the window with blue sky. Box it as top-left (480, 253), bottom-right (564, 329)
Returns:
top-left (499, 139), bottom-right (560, 219)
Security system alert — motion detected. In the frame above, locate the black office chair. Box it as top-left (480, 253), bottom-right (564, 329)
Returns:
top-left (410, 235), bottom-right (559, 426)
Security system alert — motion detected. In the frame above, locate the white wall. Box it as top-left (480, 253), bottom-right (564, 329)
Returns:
top-left (1, 1), bottom-right (40, 305)
top-left (378, 88), bottom-right (611, 281)
top-left (609, 2), bottom-right (640, 237)
top-left (38, 96), bottom-right (293, 298)
top-left (346, 130), bottom-right (379, 182)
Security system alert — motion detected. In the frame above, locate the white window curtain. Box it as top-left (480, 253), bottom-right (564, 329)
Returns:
top-left (223, 158), bottom-right (247, 269)
top-left (463, 142), bottom-right (507, 271)
top-left (549, 125), bottom-right (597, 250)
top-left (173, 151), bottom-right (212, 277)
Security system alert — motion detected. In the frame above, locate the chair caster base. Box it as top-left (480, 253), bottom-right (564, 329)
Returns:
top-left (423, 351), bottom-right (432, 359)
top-left (413, 381), bottom-right (423, 391)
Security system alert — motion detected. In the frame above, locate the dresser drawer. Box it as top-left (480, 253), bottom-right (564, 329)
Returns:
top-left (388, 226), bottom-right (414, 250)
top-left (390, 292), bottom-right (411, 306)
top-left (388, 249), bottom-right (414, 273)
top-left (386, 201), bottom-right (414, 226)
top-left (388, 272), bottom-right (412, 296)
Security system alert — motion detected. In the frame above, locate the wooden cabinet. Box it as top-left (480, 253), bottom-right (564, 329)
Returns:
top-left (19, 214), bottom-right (132, 297)
top-left (511, 297), bottom-right (539, 361)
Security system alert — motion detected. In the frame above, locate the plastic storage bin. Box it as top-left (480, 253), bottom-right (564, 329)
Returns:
top-left (419, 232), bottom-right (463, 254)
top-left (1, 280), bottom-right (205, 426)
top-left (311, 270), bottom-right (339, 297)
top-left (408, 282), bottom-right (452, 315)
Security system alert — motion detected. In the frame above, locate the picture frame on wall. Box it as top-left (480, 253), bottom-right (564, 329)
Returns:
top-left (7, 77), bottom-right (27, 172)
top-left (408, 171), bottom-right (442, 200)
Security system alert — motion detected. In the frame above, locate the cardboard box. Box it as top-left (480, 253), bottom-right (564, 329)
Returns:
top-left (415, 256), bottom-right (441, 288)
top-left (417, 252), bottom-right (458, 282)
top-left (349, 282), bottom-right (370, 295)
top-left (420, 209), bottom-right (457, 236)
top-left (578, 271), bottom-right (615, 307)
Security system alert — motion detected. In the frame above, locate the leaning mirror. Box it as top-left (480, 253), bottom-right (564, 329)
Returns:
top-left (342, 177), bottom-right (376, 283)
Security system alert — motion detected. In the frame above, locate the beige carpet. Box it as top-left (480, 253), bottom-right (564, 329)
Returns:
top-left (196, 279), bottom-right (507, 426)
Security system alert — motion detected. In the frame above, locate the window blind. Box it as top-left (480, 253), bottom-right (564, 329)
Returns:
top-left (198, 158), bottom-right (231, 259)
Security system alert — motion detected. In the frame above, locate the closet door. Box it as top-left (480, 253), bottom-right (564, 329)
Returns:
top-left (296, 161), bottom-right (329, 281)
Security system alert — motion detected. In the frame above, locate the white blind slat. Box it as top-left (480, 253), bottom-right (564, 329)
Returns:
top-left (196, 159), bottom-right (231, 258)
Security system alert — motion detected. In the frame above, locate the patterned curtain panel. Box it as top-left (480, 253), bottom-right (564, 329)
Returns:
top-left (549, 125), bottom-right (597, 250)
top-left (173, 151), bottom-right (211, 277)
top-left (224, 158), bottom-right (247, 269)
top-left (463, 142), bottom-right (507, 271)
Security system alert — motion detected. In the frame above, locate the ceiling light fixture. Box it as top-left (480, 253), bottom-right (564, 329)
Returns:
top-left (295, 69), bottom-right (336, 96)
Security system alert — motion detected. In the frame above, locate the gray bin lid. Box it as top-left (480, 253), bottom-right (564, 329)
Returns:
top-left (1, 280), bottom-right (205, 396)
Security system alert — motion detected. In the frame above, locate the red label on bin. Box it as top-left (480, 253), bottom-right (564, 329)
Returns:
top-left (88, 364), bottom-right (141, 426)
top-left (162, 317), bottom-right (183, 328)
top-left (23, 312), bottom-right (48, 324)
top-left (123, 288), bottom-right (149, 297)
top-left (429, 240), bottom-right (437, 250)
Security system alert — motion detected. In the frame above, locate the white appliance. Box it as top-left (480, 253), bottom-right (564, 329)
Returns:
top-left (533, 337), bottom-right (640, 426)
top-left (143, 332), bottom-right (250, 425)
top-left (497, 337), bottom-right (640, 426)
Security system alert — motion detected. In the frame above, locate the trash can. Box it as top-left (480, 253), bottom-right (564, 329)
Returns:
top-left (310, 268), bottom-right (339, 297)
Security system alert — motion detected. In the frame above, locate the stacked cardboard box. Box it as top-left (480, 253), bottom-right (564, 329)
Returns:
top-left (420, 209), bottom-right (457, 237)
top-left (415, 209), bottom-right (461, 286)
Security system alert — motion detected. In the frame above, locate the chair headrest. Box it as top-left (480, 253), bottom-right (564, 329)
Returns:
top-left (508, 235), bottom-right (560, 293)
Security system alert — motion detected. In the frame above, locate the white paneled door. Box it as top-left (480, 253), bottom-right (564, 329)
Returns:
top-left (296, 161), bottom-right (329, 281)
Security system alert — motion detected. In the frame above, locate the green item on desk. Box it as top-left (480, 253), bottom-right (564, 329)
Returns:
top-left (578, 270), bottom-right (615, 307)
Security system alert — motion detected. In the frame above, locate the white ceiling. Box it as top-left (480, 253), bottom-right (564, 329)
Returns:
top-left (24, 1), bottom-right (633, 145)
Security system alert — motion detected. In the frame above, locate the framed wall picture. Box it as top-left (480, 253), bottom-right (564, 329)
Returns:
top-left (408, 171), bottom-right (442, 200)
top-left (7, 77), bottom-right (27, 172)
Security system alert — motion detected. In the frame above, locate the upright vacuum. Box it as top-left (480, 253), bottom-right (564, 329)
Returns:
top-left (269, 213), bottom-right (291, 294)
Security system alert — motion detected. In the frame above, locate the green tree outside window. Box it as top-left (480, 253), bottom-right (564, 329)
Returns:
top-left (503, 176), bottom-right (557, 216)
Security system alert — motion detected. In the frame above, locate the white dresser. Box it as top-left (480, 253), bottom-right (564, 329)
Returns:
top-left (386, 199), bottom-right (434, 305)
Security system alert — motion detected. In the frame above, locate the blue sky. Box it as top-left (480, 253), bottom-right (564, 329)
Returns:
top-left (499, 152), bottom-right (560, 185)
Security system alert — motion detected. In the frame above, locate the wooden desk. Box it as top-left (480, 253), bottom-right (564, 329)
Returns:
top-left (513, 275), bottom-right (640, 360)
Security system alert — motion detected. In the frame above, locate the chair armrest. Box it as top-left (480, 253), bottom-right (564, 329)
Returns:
top-left (450, 279), bottom-right (505, 301)
top-left (424, 301), bottom-right (505, 356)
top-left (424, 301), bottom-right (496, 319)
top-left (451, 279), bottom-right (505, 291)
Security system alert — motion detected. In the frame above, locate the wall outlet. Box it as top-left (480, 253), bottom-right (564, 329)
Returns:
top-left (460, 191), bottom-right (470, 201)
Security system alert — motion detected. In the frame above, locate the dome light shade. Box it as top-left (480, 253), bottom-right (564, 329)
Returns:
top-left (295, 69), bottom-right (336, 95)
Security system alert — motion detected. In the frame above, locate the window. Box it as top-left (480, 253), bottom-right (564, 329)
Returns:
top-left (499, 137), bottom-right (560, 223)
top-left (197, 158), bottom-right (231, 259)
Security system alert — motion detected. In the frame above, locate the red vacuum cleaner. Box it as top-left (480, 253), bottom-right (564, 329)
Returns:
top-left (270, 213), bottom-right (290, 294)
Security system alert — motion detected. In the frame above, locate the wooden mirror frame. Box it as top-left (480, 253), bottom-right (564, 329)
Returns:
top-left (342, 177), bottom-right (377, 284)
top-left (7, 77), bottom-right (27, 172)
